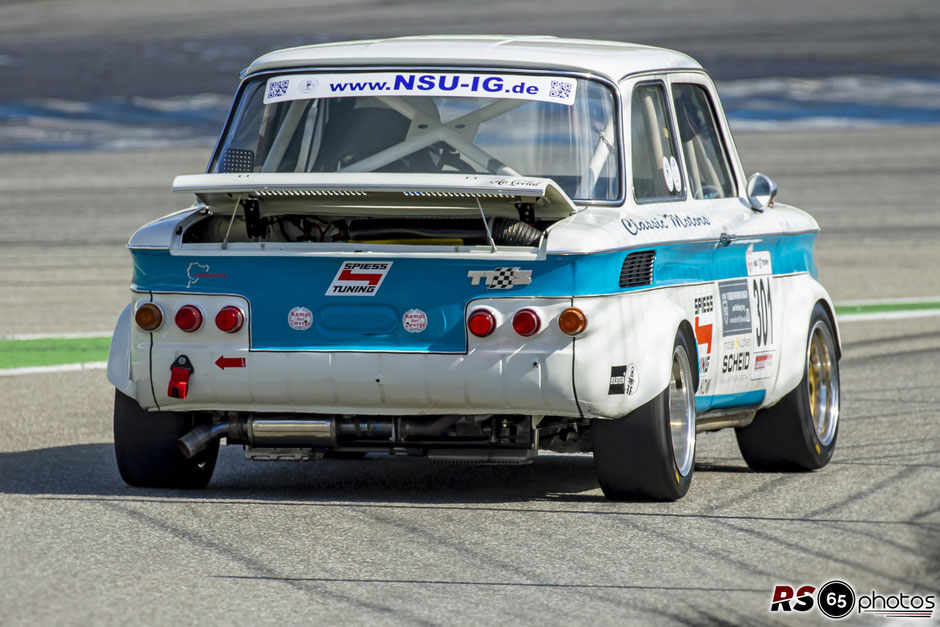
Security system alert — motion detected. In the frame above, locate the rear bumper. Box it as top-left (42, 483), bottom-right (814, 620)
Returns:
top-left (131, 293), bottom-right (580, 416)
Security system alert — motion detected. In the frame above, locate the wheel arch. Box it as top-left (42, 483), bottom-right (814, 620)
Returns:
top-left (814, 297), bottom-right (842, 360)
top-left (764, 275), bottom-right (839, 407)
top-left (676, 318), bottom-right (700, 393)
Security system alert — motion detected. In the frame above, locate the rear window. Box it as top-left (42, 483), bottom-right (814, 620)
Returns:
top-left (211, 71), bottom-right (622, 202)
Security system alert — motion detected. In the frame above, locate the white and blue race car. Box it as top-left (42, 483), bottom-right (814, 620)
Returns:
top-left (107, 36), bottom-right (841, 500)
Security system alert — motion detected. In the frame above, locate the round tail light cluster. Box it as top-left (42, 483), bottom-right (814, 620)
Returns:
top-left (215, 306), bottom-right (245, 333)
top-left (135, 303), bottom-right (163, 331)
top-left (468, 306), bottom-right (588, 338)
top-left (175, 305), bottom-right (204, 332)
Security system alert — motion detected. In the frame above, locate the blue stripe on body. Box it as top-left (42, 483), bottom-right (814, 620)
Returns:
top-left (131, 232), bottom-right (816, 352)
top-left (696, 390), bottom-right (766, 413)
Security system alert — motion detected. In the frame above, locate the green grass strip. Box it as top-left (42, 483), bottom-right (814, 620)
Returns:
top-left (834, 301), bottom-right (940, 316)
top-left (0, 337), bottom-right (111, 369)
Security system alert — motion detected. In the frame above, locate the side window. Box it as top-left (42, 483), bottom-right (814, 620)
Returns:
top-left (672, 84), bottom-right (735, 199)
top-left (631, 83), bottom-right (684, 202)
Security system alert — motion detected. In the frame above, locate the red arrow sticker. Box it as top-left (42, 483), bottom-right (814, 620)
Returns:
top-left (695, 315), bottom-right (713, 354)
top-left (215, 356), bottom-right (246, 370)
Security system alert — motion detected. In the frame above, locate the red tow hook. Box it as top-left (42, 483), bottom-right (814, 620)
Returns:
top-left (168, 355), bottom-right (194, 399)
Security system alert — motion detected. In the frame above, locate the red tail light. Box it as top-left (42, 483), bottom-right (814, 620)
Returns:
top-left (215, 306), bottom-right (245, 333)
top-left (467, 309), bottom-right (497, 337)
top-left (511, 308), bottom-right (541, 337)
top-left (175, 305), bottom-right (203, 332)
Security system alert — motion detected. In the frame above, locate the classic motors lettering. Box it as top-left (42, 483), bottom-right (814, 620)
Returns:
top-left (622, 213), bottom-right (711, 236)
top-left (326, 261), bottom-right (392, 296)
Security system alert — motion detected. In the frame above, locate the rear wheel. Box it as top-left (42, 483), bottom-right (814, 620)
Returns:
top-left (735, 304), bottom-right (840, 470)
top-left (113, 390), bottom-right (218, 488)
top-left (593, 330), bottom-right (697, 501)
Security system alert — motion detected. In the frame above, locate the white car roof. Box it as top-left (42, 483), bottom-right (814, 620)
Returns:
top-left (244, 35), bottom-right (703, 82)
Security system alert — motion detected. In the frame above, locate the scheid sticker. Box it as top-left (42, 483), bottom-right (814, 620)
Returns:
top-left (402, 309), bottom-right (428, 334)
top-left (264, 72), bottom-right (578, 106)
top-left (288, 307), bottom-right (312, 331)
top-left (326, 261), bottom-right (392, 296)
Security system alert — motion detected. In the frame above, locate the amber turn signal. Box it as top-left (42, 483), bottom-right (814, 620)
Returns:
top-left (134, 302), bottom-right (163, 332)
top-left (557, 307), bottom-right (587, 336)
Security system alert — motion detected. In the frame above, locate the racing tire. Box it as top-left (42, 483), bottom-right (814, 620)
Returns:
top-left (113, 390), bottom-right (219, 488)
top-left (592, 330), bottom-right (697, 501)
top-left (735, 304), bottom-right (840, 471)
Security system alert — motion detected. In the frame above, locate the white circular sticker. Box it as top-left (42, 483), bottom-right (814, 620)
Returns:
top-left (288, 306), bottom-right (313, 331)
top-left (670, 156), bottom-right (682, 192)
top-left (298, 78), bottom-right (319, 93)
top-left (662, 156), bottom-right (674, 192)
top-left (402, 309), bottom-right (428, 334)
top-left (625, 363), bottom-right (639, 395)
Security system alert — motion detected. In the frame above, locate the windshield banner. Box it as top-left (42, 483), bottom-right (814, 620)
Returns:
top-left (263, 72), bottom-right (578, 106)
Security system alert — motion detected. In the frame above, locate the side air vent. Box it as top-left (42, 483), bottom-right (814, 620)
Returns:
top-left (619, 250), bottom-right (656, 288)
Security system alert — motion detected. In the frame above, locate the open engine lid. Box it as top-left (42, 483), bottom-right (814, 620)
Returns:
top-left (172, 172), bottom-right (580, 218)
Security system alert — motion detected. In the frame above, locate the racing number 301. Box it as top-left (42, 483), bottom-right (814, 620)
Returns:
top-left (752, 277), bottom-right (773, 348)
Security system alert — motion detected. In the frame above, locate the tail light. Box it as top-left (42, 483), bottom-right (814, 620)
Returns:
top-left (558, 307), bottom-right (587, 336)
top-left (134, 303), bottom-right (163, 331)
top-left (175, 305), bottom-right (204, 333)
top-left (215, 306), bottom-right (245, 333)
top-left (511, 308), bottom-right (541, 337)
top-left (467, 309), bottom-right (497, 337)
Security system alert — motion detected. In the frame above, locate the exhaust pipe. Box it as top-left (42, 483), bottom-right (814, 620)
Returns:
top-left (178, 423), bottom-right (231, 459)
top-left (179, 414), bottom-right (464, 459)
top-left (179, 417), bottom-right (337, 459)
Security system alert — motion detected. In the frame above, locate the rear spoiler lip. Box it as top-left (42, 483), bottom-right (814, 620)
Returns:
top-left (171, 172), bottom-right (580, 217)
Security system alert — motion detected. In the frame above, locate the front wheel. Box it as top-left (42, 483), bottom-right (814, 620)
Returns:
top-left (113, 390), bottom-right (219, 488)
top-left (735, 304), bottom-right (840, 471)
top-left (592, 330), bottom-right (697, 501)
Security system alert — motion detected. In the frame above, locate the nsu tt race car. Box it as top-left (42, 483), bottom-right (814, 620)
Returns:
top-left (107, 36), bottom-right (841, 500)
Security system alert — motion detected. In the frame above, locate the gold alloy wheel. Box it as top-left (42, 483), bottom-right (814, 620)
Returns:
top-left (807, 320), bottom-right (839, 446)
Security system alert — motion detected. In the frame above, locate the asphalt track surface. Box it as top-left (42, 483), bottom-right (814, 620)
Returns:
top-left (2, 1), bottom-right (940, 625)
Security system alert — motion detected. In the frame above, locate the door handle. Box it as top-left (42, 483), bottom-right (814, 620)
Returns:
top-left (718, 232), bottom-right (736, 247)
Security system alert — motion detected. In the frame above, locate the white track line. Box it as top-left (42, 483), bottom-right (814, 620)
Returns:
top-left (836, 296), bottom-right (940, 306)
top-left (0, 361), bottom-right (108, 377)
top-left (1, 332), bottom-right (112, 341)
top-left (837, 309), bottom-right (940, 323)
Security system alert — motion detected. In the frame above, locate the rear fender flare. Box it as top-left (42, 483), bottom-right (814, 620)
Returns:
top-left (573, 293), bottom-right (691, 418)
top-left (107, 304), bottom-right (136, 399)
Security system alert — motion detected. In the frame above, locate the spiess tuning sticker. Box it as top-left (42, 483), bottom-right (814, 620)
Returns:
top-left (326, 261), bottom-right (392, 296)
